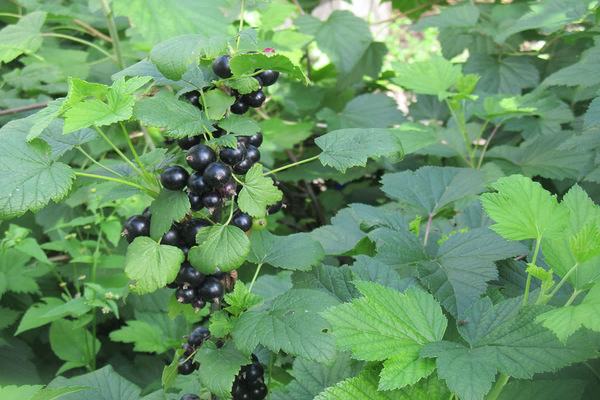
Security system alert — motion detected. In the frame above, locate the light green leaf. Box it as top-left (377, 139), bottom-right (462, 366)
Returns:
top-left (149, 189), bottom-right (191, 240)
top-left (311, 208), bottom-right (368, 256)
top-left (381, 166), bottom-right (486, 217)
top-left (315, 128), bottom-right (403, 173)
top-left (464, 55), bottom-right (539, 94)
top-left (322, 93), bottom-right (406, 131)
top-left (148, 34), bottom-right (206, 81)
top-left (247, 229), bottom-right (324, 271)
top-left (124, 237), bottom-right (185, 294)
top-left (0, 385), bottom-right (43, 400)
top-left (0, 12), bottom-right (46, 64)
top-left (188, 224), bottom-right (250, 274)
top-left (162, 349), bottom-right (184, 391)
top-left (0, 248), bottom-right (39, 296)
top-left (322, 282), bottom-right (446, 390)
top-left (196, 341), bottom-right (250, 398)
top-left (224, 281), bottom-right (263, 317)
top-left (30, 386), bottom-right (89, 400)
top-left (292, 264), bottom-right (360, 303)
top-left (391, 56), bottom-right (461, 100)
top-left (27, 98), bottom-right (67, 141)
top-left (0, 117), bottom-right (75, 219)
top-left (47, 365), bottom-right (141, 400)
top-left (49, 319), bottom-right (100, 365)
top-left (238, 164), bottom-right (282, 218)
top-left (218, 115), bottom-right (261, 135)
top-left (232, 289), bottom-right (339, 363)
top-left (536, 283), bottom-right (600, 342)
top-left (209, 310), bottom-right (234, 337)
top-left (228, 77), bottom-right (260, 94)
top-left (203, 89), bottom-right (235, 120)
top-left (412, 3), bottom-right (480, 30)
top-left (231, 53), bottom-right (307, 83)
top-left (481, 174), bottom-right (569, 241)
top-left (109, 320), bottom-right (168, 353)
top-left (15, 298), bottom-right (67, 335)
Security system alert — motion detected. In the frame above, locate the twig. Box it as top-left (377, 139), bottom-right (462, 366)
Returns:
top-left (48, 254), bottom-right (72, 263)
top-left (73, 19), bottom-right (112, 42)
top-left (285, 149), bottom-right (325, 226)
top-left (291, 0), bottom-right (305, 15)
top-left (0, 101), bottom-right (50, 116)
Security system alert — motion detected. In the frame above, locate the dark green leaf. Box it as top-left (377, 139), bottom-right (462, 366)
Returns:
top-left (149, 189), bottom-right (191, 240)
top-left (196, 341), bottom-right (250, 398)
top-left (248, 229), bottom-right (324, 271)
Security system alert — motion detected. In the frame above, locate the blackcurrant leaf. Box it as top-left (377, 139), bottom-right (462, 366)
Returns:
top-left (188, 224), bottom-right (250, 274)
top-left (238, 164), bottom-right (282, 218)
top-left (149, 189), bottom-right (191, 240)
top-left (248, 230), bottom-right (324, 271)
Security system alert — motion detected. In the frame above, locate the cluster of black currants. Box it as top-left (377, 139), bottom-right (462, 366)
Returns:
top-left (232, 354), bottom-right (268, 400)
top-left (177, 326), bottom-right (210, 376)
top-left (212, 50), bottom-right (279, 115)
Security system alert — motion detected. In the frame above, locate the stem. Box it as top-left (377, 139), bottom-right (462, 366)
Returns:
top-left (248, 263), bottom-right (264, 293)
top-left (41, 33), bottom-right (116, 61)
top-left (235, 0), bottom-right (247, 53)
top-left (0, 101), bottom-right (50, 116)
top-left (90, 229), bottom-right (103, 371)
top-left (120, 122), bottom-right (149, 176)
top-left (486, 374), bottom-right (510, 400)
top-left (75, 172), bottom-right (157, 197)
top-left (423, 213), bottom-right (434, 246)
top-left (76, 146), bottom-right (123, 177)
top-left (99, 0), bottom-right (124, 69)
top-left (584, 361), bottom-right (600, 381)
top-left (263, 155), bottom-right (320, 176)
top-left (477, 125), bottom-right (499, 169)
top-left (546, 263), bottom-right (579, 301)
top-left (224, 197), bottom-right (236, 225)
top-left (0, 13), bottom-right (22, 19)
top-left (564, 290), bottom-right (583, 307)
top-left (445, 98), bottom-right (473, 166)
top-left (523, 238), bottom-right (542, 306)
top-left (94, 126), bottom-right (144, 176)
top-left (73, 18), bottom-right (112, 42)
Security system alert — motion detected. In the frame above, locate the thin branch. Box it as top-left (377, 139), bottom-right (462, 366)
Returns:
top-left (0, 101), bottom-right (50, 116)
top-left (291, 0), bottom-right (305, 15)
top-left (73, 19), bottom-right (112, 42)
top-left (285, 149), bottom-right (325, 226)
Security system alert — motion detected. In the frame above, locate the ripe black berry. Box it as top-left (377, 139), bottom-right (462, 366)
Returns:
top-left (212, 55), bottom-right (233, 78)
top-left (233, 158), bottom-right (254, 174)
top-left (187, 326), bottom-right (211, 346)
top-left (257, 70), bottom-right (279, 86)
top-left (164, 137), bottom-right (175, 145)
top-left (242, 90), bottom-right (266, 108)
top-left (191, 298), bottom-right (206, 311)
top-left (142, 206), bottom-right (151, 219)
top-left (212, 125), bottom-right (227, 138)
top-left (161, 224), bottom-right (183, 246)
top-left (184, 91), bottom-right (201, 108)
top-left (202, 191), bottom-right (221, 208)
top-left (243, 363), bottom-right (264, 382)
top-left (211, 267), bottom-right (227, 280)
top-left (218, 181), bottom-right (237, 198)
top-left (180, 394), bottom-right (200, 400)
top-left (249, 384), bottom-right (267, 400)
top-left (178, 358), bottom-right (195, 375)
top-left (267, 200), bottom-right (283, 215)
top-left (253, 76), bottom-right (263, 90)
top-left (178, 262), bottom-right (206, 286)
top-left (179, 244), bottom-right (191, 258)
top-left (220, 143), bottom-right (246, 166)
top-left (161, 166), bottom-right (189, 190)
top-left (176, 287), bottom-right (197, 304)
top-left (231, 100), bottom-right (249, 115)
top-left (123, 215), bottom-right (150, 243)
top-left (237, 135), bottom-right (249, 147)
top-left (232, 211), bottom-right (253, 232)
top-left (231, 383), bottom-right (248, 400)
top-left (188, 192), bottom-right (203, 211)
top-left (198, 276), bottom-right (224, 302)
top-left (178, 135), bottom-right (202, 150)
top-left (183, 218), bottom-right (211, 245)
top-left (187, 172), bottom-right (210, 195)
top-left (248, 132), bottom-right (263, 147)
top-left (203, 162), bottom-right (232, 188)
top-left (245, 145), bottom-right (261, 163)
top-left (186, 145), bottom-right (216, 172)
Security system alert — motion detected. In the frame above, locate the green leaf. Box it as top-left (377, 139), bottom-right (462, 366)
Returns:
top-left (381, 166), bottom-right (487, 217)
top-left (15, 298), bottom-right (67, 335)
top-left (238, 164), bottom-right (282, 218)
top-left (464, 55), bottom-right (539, 94)
top-left (229, 53), bottom-right (307, 83)
top-left (481, 174), bottom-right (569, 241)
top-left (422, 297), bottom-right (599, 400)
top-left (224, 281), bottom-right (263, 317)
top-left (0, 385), bottom-right (43, 400)
top-left (49, 319), bottom-right (100, 365)
top-left (496, 379), bottom-right (586, 400)
top-left (148, 35), bottom-right (205, 81)
top-left (203, 89), bottom-right (235, 120)
top-left (109, 320), bottom-right (168, 353)
top-left (311, 208), bottom-right (368, 256)
top-left (0, 307), bottom-right (19, 330)
top-left (188, 224), bottom-right (250, 274)
top-left (0, 12), bottom-right (46, 64)
top-left (391, 56), bottom-right (461, 100)
top-left (124, 237), bottom-right (185, 294)
top-left (228, 76), bottom-right (260, 94)
top-left (37, 120), bottom-right (98, 160)
top-left (584, 91), bottom-right (600, 129)
top-left (47, 365), bottom-right (141, 400)
top-left (232, 289), bottom-right (339, 363)
top-left (149, 189), bottom-right (191, 240)
top-left (292, 264), bottom-right (360, 303)
top-left (412, 3), bottom-right (479, 30)
top-left (0, 117), bottom-right (75, 219)
top-left (133, 95), bottom-right (212, 138)
top-left (536, 283), bottom-right (600, 342)
top-left (543, 41), bottom-right (600, 87)
top-left (351, 255), bottom-right (419, 294)
top-left (322, 282), bottom-right (446, 390)
top-left (30, 386), bottom-right (90, 400)
top-left (315, 128), bottom-right (403, 173)
top-left (218, 115), bottom-right (261, 135)
top-left (161, 349), bottom-right (184, 391)
top-left (209, 310), bottom-right (235, 337)
top-left (113, 0), bottom-right (227, 45)
top-left (321, 93), bottom-right (406, 131)
top-left (196, 341), bottom-right (250, 398)
top-left (0, 248), bottom-right (39, 297)
top-left (247, 230), bottom-right (324, 271)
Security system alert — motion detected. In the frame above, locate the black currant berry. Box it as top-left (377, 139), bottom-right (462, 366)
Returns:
top-left (212, 55), bottom-right (233, 78)
top-left (166, 281), bottom-right (179, 289)
top-left (186, 145), bottom-right (216, 172)
top-left (184, 91), bottom-right (201, 108)
top-left (187, 172), bottom-right (210, 195)
top-left (188, 192), bottom-right (203, 211)
top-left (237, 136), bottom-right (250, 147)
top-left (178, 262), bottom-right (206, 286)
top-left (161, 166), bottom-right (189, 190)
top-left (198, 276), bottom-right (225, 302)
top-left (183, 218), bottom-right (211, 245)
top-left (187, 326), bottom-right (211, 346)
top-left (161, 224), bottom-right (183, 246)
top-left (142, 206), bottom-right (151, 219)
top-left (191, 298), bottom-right (206, 311)
top-left (245, 145), bottom-right (261, 163)
top-left (220, 143), bottom-right (246, 166)
top-left (181, 343), bottom-right (194, 357)
top-left (243, 363), bottom-right (264, 382)
top-left (211, 267), bottom-right (227, 280)
top-left (123, 215), bottom-right (150, 243)
top-left (179, 244), bottom-right (191, 258)
top-left (178, 135), bottom-right (202, 150)
top-left (231, 100), bottom-right (249, 115)
top-left (249, 384), bottom-right (267, 400)
top-left (203, 162), bottom-right (232, 188)
top-left (248, 132), bottom-right (263, 147)
top-left (257, 70), bottom-right (279, 86)
top-left (178, 358), bottom-right (195, 375)
top-left (267, 200), bottom-right (283, 215)
top-left (233, 158), bottom-right (254, 175)
top-left (231, 382), bottom-right (248, 400)
top-left (212, 125), bottom-right (227, 138)
top-left (232, 211), bottom-right (253, 232)
top-left (180, 394), bottom-right (200, 400)
top-left (242, 90), bottom-right (266, 108)
top-left (176, 286), bottom-right (197, 304)
top-left (202, 191), bottom-right (221, 208)
top-left (164, 137), bottom-right (175, 145)
top-left (218, 181), bottom-right (237, 198)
